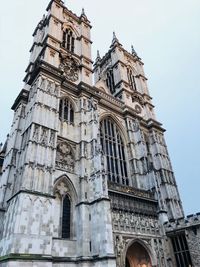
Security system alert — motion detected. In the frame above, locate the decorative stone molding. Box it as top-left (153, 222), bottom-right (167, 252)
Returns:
top-left (132, 91), bottom-right (145, 106)
top-left (112, 210), bottom-right (160, 235)
top-left (59, 53), bottom-right (79, 82)
top-left (31, 125), bottom-right (56, 148)
top-left (29, 76), bottom-right (60, 99)
top-left (108, 181), bottom-right (155, 200)
top-left (56, 141), bottom-right (75, 172)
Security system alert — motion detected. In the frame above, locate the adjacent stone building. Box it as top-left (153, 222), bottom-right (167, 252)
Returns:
top-left (0, 0), bottom-right (199, 266)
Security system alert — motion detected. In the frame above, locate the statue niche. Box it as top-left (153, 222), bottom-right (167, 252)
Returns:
top-left (56, 141), bottom-right (75, 172)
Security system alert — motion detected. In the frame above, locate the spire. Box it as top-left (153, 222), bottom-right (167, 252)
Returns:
top-left (131, 45), bottom-right (137, 56)
top-left (94, 50), bottom-right (101, 65)
top-left (0, 134), bottom-right (9, 155)
top-left (97, 50), bottom-right (101, 60)
top-left (80, 7), bottom-right (88, 20)
top-left (110, 32), bottom-right (122, 48)
top-left (81, 8), bottom-right (86, 17)
top-left (112, 32), bottom-right (118, 44)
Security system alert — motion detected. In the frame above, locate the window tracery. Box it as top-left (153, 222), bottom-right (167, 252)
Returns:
top-left (54, 177), bottom-right (77, 240)
top-left (171, 234), bottom-right (192, 267)
top-left (62, 194), bottom-right (71, 238)
top-left (59, 98), bottom-right (74, 124)
top-left (62, 28), bottom-right (75, 53)
top-left (56, 141), bottom-right (75, 172)
top-left (127, 68), bottom-right (137, 90)
top-left (100, 118), bottom-right (129, 186)
top-left (106, 68), bottom-right (115, 93)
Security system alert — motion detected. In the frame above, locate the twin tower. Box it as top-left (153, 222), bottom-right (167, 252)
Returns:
top-left (0, 1), bottom-right (199, 267)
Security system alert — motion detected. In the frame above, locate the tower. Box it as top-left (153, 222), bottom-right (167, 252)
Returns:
top-left (0, 1), bottom-right (200, 267)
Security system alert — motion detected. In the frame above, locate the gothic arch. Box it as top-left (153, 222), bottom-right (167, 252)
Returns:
top-left (53, 175), bottom-right (77, 201)
top-left (124, 239), bottom-right (157, 267)
top-left (127, 65), bottom-right (137, 91)
top-left (62, 23), bottom-right (78, 54)
top-left (127, 64), bottom-right (137, 75)
top-left (53, 175), bottom-right (77, 239)
top-left (99, 112), bottom-right (129, 145)
top-left (62, 23), bottom-right (79, 38)
top-left (59, 94), bottom-right (78, 111)
top-left (99, 114), bottom-right (131, 186)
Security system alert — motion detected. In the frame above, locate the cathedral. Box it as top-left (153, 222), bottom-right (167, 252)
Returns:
top-left (0, 0), bottom-right (200, 266)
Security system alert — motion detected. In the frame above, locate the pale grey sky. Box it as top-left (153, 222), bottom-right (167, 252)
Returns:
top-left (0, 0), bottom-right (200, 215)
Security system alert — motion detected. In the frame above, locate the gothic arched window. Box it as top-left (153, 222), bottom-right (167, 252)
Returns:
top-left (127, 68), bottom-right (137, 90)
top-left (106, 68), bottom-right (115, 93)
top-left (59, 98), bottom-right (74, 124)
top-left (100, 118), bottom-right (129, 186)
top-left (62, 194), bottom-right (71, 238)
top-left (62, 29), bottom-right (75, 53)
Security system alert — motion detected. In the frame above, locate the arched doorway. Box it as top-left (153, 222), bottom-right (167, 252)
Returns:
top-left (125, 242), bottom-right (152, 267)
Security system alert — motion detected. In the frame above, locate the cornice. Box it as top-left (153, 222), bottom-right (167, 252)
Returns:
top-left (7, 189), bottom-right (55, 204)
top-left (11, 89), bottom-right (29, 111)
top-left (147, 119), bottom-right (165, 132)
top-left (77, 35), bottom-right (93, 44)
top-left (46, 1), bottom-right (92, 29)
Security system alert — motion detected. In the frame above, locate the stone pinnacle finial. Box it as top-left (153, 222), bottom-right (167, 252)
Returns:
top-left (112, 32), bottom-right (119, 43)
top-left (1, 134), bottom-right (9, 154)
top-left (95, 50), bottom-right (101, 65)
top-left (81, 8), bottom-right (86, 17)
top-left (97, 50), bottom-right (101, 59)
top-left (111, 31), bottom-right (121, 48)
top-left (131, 45), bottom-right (137, 56)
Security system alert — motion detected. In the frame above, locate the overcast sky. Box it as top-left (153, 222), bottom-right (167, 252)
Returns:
top-left (0, 0), bottom-right (200, 215)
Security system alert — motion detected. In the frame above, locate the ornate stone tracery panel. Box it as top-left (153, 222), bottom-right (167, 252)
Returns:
top-left (112, 210), bottom-right (159, 235)
top-left (56, 141), bottom-right (75, 172)
top-left (59, 53), bottom-right (79, 82)
top-left (109, 191), bottom-right (159, 235)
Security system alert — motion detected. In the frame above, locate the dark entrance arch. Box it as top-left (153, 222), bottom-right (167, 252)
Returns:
top-left (125, 242), bottom-right (152, 267)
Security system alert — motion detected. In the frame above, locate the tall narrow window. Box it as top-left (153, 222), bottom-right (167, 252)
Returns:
top-left (106, 68), bottom-right (115, 93)
top-left (100, 118), bottom-right (129, 186)
top-left (62, 29), bottom-right (75, 53)
top-left (127, 69), bottom-right (137, 90)
top-left (171, 233), bottom-right (192, 267)
top-left (62, 195), bottom-right (71, 238)
top-left (59, 98), bottom-right (74, 124)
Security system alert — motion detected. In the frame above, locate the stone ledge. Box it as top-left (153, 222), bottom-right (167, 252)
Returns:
top-left (164, 213), bottom-right (200, 233)
top-left (0, 253), bottom-right (116, 263)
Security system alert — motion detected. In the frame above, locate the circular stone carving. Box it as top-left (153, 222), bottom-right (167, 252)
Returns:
top-left (135, 104), bottom-right (142, 114)
top-left (60, 55), bottom-right (79, 82)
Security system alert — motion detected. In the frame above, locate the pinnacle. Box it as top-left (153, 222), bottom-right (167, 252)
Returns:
top-left (81, 8), bottom-right (86, 16)
top-left (97, 50), bottom-right (101, 59)
top-left (131, 45), bottom-right (137, 56)
top-left (81, 7), bottom-right (88, 19)
top-left (112, 32), bottom-right (119, 44)
top-left (94, 50), bottom-right (101, 65)
top-left (110, 31), bottom-right (122, 48)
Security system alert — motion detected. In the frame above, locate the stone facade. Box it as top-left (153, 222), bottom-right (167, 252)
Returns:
top-left (0, 0), bottom-right (199, 266)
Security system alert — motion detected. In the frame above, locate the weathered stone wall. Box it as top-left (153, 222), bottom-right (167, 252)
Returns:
top-left (186, 226), bottom-right (200, 266)
top-left (0, 210), bottom-right (4, 239)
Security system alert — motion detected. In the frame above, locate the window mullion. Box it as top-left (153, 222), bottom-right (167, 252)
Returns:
top-left (112, 139), bottom-right (117, 182)
top-left (68, 101), bottom-right (70, 122)
top-left (107, 122), bottom-right (112, 181)
top-left (115, 129), bottom-right (123, 185)
top-left (62, 100), bottom-right (65, 121)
